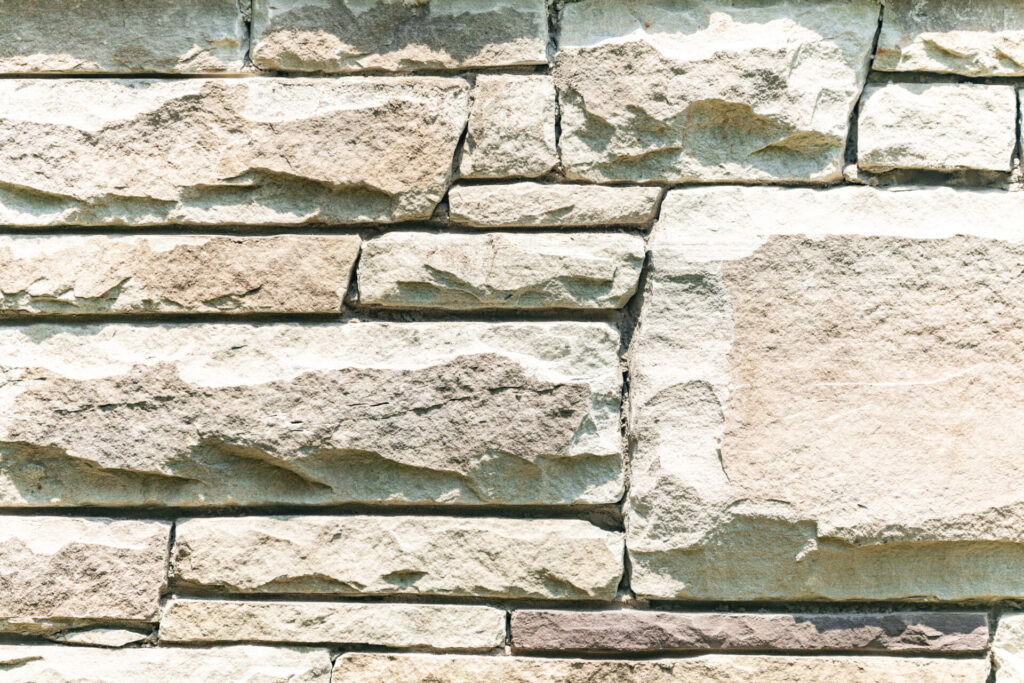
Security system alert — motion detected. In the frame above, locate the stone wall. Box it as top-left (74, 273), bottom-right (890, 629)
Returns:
top-left (1, 1), bottom-right (1023, 681)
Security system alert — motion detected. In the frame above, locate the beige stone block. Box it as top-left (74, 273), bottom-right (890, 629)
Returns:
top-left (448, 183), bottom-right (662, 227)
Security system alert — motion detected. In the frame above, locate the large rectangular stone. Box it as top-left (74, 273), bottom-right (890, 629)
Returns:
top-left (161, 600), bottom-right (505, 650)
top-left (0, 235), bottom-right (359, 315)
top-left (511, 610), bottom-right (989, 653)
top-left (628, 186), bottom-right (1024, 601)
top-left (332, 653), bottom-right (988, 682)
top-left (251, 0), bottom-right (548, 72)
top-left (0, 78), bottom-right (467, 226)
top-left (0, 517), bottom-right (169, 635)
top-left (171, 516), bottom-right (624, 600)
top-left (357, 232), bottom-right (645, 310)
top-left (448, 183), bottom-right (662, 227)
top-left (0, 321), bottom-right (621, 507)
top-left (0, 0), bottom-right (246, 74)
top-left (555, 0), bottom-right (879, 184)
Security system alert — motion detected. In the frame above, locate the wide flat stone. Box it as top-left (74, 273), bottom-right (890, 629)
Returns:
top-left (0, 517), bottom-right (169, 635)
top-left (876, 0), bottom-right (1024, 76)
top-left (858, 83), bottom-right (1016, 173)
top-left (0, 235), bottom-right (359, 315)
top-left (0, 0), bottom-right (246, 74)
top-left (357, 232), bottom-right (645, 310)
top-left (0, 78), bottom-right (467, 226)
top-left (0, 321), bottom-right (622, 507)
top-left (511, 610), bottom-right (989, 653)
top-left (459, 75), bottom-right (557, 179)
top-left (251, 0), bottom-right (548, 72)
top-left (172, 516), bottom-right (624, 600)
top-left (0, 645), bottom-right (331, 682)
top-left (628, 185), bottom-right (1024, 601)
top-left (161, 600), bottom-right (505, 650)
top-left (332, 653), bottom-right (988, 682)
top-left (555, 0), bottom-right (879, 184)
top-left (448, 183), bottom-right (662, 227)
top-left (994, 614), bottom-right (1024, 681)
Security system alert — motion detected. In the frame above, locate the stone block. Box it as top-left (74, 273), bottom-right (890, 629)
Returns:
top-left (448, 183), bottom-right (662, 227)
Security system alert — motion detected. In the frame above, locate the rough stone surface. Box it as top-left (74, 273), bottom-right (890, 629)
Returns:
top-left (251, 0), bottom-right (548, 72)
top-left (554, 0), bottom-right (879, 184)
top-left (511, 610), bottom-right (989, 653)
top-left (448, 183), bottom-right (662, 227)
top-left (0, 517), bottom-right (169, 635)
top-left (0, 78), bottom-right (467, 226)
top-left (876, 0), bottom-right (1024, 77)
top-left (628, 185), bottom-right (1024, 601)
top-left (0, 235), bottom-right (359, 315)
top-left (994, 614), bottom-right (1024, 681)
top-left (459, 75), bottom-right (558, 179)
top-left (172, 516), bottom-right (624, 600)
top-left (358, 232), bottom-right (645, 310)
top-left (0, 645), bottom-right (331, 682)
top-left (332, 653), bottom-right (988, 682)
top-left (858, 83), bottom-right (1016, 173)
top-left (0, 322), bottom-right (621, 507)
top-left (47, 628), bottom-right (150, 648)
top-left (0, 0), bottom-right (246, 74)
top-left (161, 600), bottom-right (505, 650)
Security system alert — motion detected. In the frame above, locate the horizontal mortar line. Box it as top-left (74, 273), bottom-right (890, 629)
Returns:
top-left (867, 70), bottom-right (1024, 86)
top-left (154, 641), bottom-right (509, 656)
top-left (495, 649), bottom-right (991, 662)
top-left (0, 225), bottom-right (654, 239)
top-left (0, 66), bottom-right (553, 81)
top-left (646, 599), bottom-right (1008, 613)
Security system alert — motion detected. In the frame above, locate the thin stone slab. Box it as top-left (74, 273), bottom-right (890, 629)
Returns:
top-left (0, 645), bottom-right (331, 683)
top-left (172, 516), bottom-right (624, 600)
top-left (448, 184), bottom-right (662, 227)
top-left (555, 0), bottom-right (879, 184)
top-left (357, 232), bottom-right (645, 310)
top-left (876, 0), bottom-right (1024, 77)
top-left (994, 614), bottom-right (1024, 681)
top-left (161, 600), bottom-right (505, 650)
top-left (0, 78), bottom-right (467, 226)
top-left (332, 653), bottom-right (988, 682)
top-left (858, 83), bottom-right (1016, 173)
top-left (251, 0), bottom-right (548, 73)
top-left (0, 517), bottom-right (169, 635)
top-left (0, 235), bottom-right (359, 315)
top-left (48, 628), bottom-right (150, 648)
top-left (0, 0), bottom-right (246, 74)
top-left (0, 321), bottom-right (621, 507)
top-left (629, 185), bottom-right (1024, 601)
top-left (511, 610), bottom-right (989, 653)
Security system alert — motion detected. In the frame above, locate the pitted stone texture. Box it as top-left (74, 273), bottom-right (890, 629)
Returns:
top-left (251, 0), bottom-right (548, 72)
top-left (162, 600), bottom-right (505, 650)
top-left (48, 628), bottom-right (149, 648)
top-left (0, 235), bottom-right (359, 315)
top-left (172, 516), bottom-right (624, 600)
top-left (0, 517), bottom-right (169, 635)
top-left (0, 645), bottom-right (331, 682)
top-left (555, 0), bottom-right (879, 184)
top-left (629, 186), bottom-right (1024, 601)
top-left (332, 653), bottom-right (988, 682)
top-left (0, 78), bottom-right (467, 226)
top-left (876, 0), bottom-right (1024, 77)
top-left (858, 83), bottom-right (1016, 173)
top-left (511, 610), bottom-right (989, 653)
top-left (0, 0), bottom-right (246, 74)
top-left (460, 75), bottom-right (557, 179)
top-left (449, 184), bottom-right (662, 227)
top-left (994, 614), bottom-right (1024, 681)
top-left (358, 232), bottom-right (645, 310)
top-left (0, 322), bottom-right (621, 507)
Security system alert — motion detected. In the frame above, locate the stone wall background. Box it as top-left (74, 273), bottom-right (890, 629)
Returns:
top-left (1, 0), bottom-right (1023, 680)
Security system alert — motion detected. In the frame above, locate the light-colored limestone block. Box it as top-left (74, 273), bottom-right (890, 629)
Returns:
top-left (555, 0), bottom-right (880, 184)
top-left (172, 516), bottom-right (624, 600)
top-left (0, 322), bottom-right (621, 507)
top-left (995, 614), bottom-right (1024, 681)
top-left (0, 78), bottom-right (467, 226)
top-left (448, 183), bottom-right (662, 227)
top-left (48, 628), bottom-right (149, 648)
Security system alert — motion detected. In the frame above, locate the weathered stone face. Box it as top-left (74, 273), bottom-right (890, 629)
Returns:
top-left (0, 517), bottom-right (169, 634)
top-left (628, 186), bottom-right (1024, 601)
top-left (554, 0), bottom-right (879, 184)
top-left (0, 78), bottom-right (467, 226)
top-left (171, 516), bottom-right (624, 600)
top-left (357, 232), bottom-right (645, 310)
top-left (448, 183), bottom-right (662, 227)
top-left (250, 0), bottom-right (548, 72)
top-left (0, 322), bottom-right (621, 507)
top-left (876, 0), bottom-right (1024, 76)
top-left (994, 614), bottom-right (1024, 681)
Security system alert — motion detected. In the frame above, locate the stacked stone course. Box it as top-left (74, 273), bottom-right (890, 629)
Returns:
top-left (2, 0), bottom-right (1024, 681)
